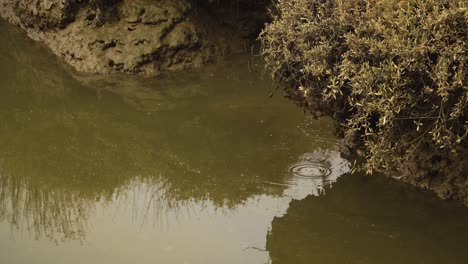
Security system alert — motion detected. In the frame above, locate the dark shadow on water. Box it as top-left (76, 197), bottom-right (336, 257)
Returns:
top-left (266, 174), bottom-right (468, 264)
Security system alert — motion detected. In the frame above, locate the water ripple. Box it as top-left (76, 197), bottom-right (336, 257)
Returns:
top-left (282, 151), bottom-right (350, 200)
top-left (289, 162), bottom-right (331, 178)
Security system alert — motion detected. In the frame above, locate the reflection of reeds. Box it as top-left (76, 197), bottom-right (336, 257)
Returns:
top-left (0, 170), bottom-right (186, 242)
top-left (111, 176), bottom-right (242, 230)
top-left (0, 170), bottom-right (92, 243)
top-left (0, 138), bottom-right (285, 243)
top-left (0, 163), bottom-right (233, 243)
top-left (114, 177), bottom-right (195, 229)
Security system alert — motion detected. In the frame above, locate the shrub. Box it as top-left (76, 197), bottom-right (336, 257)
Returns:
top-left (260, 0), bottom-right (467, 201)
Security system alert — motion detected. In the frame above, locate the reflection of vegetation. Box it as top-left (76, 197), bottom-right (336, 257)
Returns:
top-left (260, 0), bottom-right (467, 202)
top-left (0, 21), bottom-right (337, 241)
top-left (267, 174), bottom-right (468, 264)
top-left (0, 171), bottom-right (92, 242)
top-left (0, 102), bottom-right (290, 240)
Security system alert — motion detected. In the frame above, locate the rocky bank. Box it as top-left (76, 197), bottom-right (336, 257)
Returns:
top-left (0, 0), bottom-right (267, 75)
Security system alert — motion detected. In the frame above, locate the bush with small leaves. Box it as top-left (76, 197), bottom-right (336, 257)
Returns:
top-left (260, 0), bottom-right (467, 203)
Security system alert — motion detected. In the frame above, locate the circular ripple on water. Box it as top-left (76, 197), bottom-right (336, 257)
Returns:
top-left (304, 156), bottom-right (327, 164)
top-left (289, 162), bottom-right (332, 178)
top-left (300, 152), bottom-right (329, 164)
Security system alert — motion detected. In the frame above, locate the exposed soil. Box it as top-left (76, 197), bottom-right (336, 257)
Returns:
top-left (0, 0), bottom-right (269, 75)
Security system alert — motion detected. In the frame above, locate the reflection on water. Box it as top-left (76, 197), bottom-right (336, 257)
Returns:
top-left (263, 151), bottom-right (349, 201)
top-left (285, 151), bottom-right (349, 200)
top-left (0, 19), bottom-right (340, 263)
top-left (267, 174), bottom-right (468, 264)
top-left (0, 170), bottom-right (92, 242)
top-left (1, 20), bottom-right (467, 264)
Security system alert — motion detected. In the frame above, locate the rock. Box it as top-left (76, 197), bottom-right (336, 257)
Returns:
top-left (0, 0), bottom-right (81, 29)
top-left (0, 0), bottom-right (244, 75)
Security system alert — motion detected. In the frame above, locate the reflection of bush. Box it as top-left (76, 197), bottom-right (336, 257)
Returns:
top-left (266, 174), bottom-right (468, 264)
top-left (0, 25), bottom-right (305, 240)
top-left (260, 0), bottom-right (467, 202)
top-left (0, 106), bottom-right (287, 240)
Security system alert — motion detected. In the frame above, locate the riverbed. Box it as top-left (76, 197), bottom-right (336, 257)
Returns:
top-left (0, 20), bottom-right (467, 264)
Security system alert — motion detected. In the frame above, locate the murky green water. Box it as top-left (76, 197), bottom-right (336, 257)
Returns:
top-left (1, 20), bottom-right (467, 264)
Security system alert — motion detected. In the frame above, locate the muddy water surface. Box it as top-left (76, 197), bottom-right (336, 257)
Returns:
top-left (0, 21), bottom-right (468, 264)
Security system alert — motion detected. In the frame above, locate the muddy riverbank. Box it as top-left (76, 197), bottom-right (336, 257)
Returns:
top-left (0, 0), bottom-right (268, 75)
